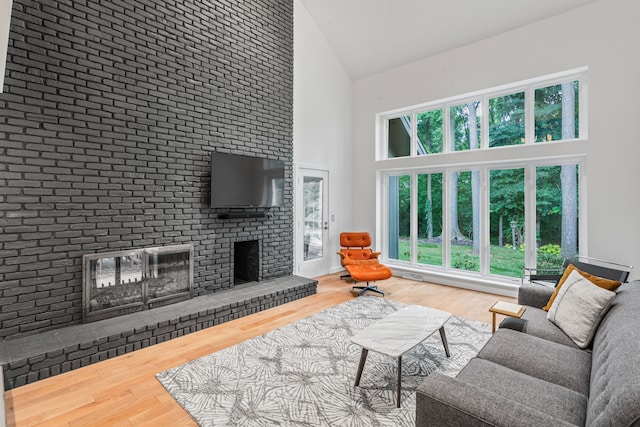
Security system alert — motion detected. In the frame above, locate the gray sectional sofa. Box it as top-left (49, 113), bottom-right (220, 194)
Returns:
top-left (416, 280), bottom-right (640, 427)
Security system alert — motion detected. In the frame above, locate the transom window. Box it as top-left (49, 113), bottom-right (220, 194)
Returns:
top-left (382, 70), bottom-right (584, 159)
top-left (377, 68), bottom-right (587, 284)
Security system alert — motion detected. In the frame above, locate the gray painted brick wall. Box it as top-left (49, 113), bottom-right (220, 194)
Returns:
top-left (0, 0), bottom-right (294, 340)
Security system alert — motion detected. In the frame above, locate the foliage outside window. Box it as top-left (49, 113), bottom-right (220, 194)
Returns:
top-left (417, 173), bottom-right (443, 266)
top-left (388, 175), bottom-right (411, 261)
top-left (450, 170), bottom-right (480, 272)
top-left (535, 81), bottom-right (579, 142)
top-left (489, 168), bottom-right (525, 276)
top-left (385, 164), bottom-right (579, 280)
top-left (383, 76), bottom-right (583, 157)
top-left (450, 102), bottom-right (481, 152)
top-left (379, 69), bottom-right (586, 282)
top-left (416, 110), bottom-right (443, 155)
top-left (489, 93), bottom-right (525, 147)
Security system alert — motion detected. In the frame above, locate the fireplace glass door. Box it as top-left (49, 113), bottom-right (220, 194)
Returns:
top-left (87, 251), bottom-right (144, 312)
top-left (83, 244), bottom-right (193, 322)
top-left (147, 246), bottom-right (192, 301)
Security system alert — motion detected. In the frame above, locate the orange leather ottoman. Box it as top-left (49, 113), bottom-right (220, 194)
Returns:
top-left (345, 262), bottom-right (392, 296)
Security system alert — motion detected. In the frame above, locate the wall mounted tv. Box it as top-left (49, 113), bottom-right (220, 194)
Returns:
top-left (210, 152), bottom-right (285, 208)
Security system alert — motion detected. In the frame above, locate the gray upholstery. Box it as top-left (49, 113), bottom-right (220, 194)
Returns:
top-left (457, 358), bottom-right (587, 426)
top-left (416, 372), bottom-right (579, 427)
top-left (416, 280), bottom-right (640, 427)
top-left (477, 329), bottom-right (591, 395)
top-left (519, 304), bottom-right (580, 348)
top-left (518, 283), bottom-right (581, 347)
top-left (587, 282), bottom-right (640, 427)
top-left (518, 283), bottom-right (554, 308)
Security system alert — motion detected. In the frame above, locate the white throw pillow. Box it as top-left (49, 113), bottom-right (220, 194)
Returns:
top-left (546, 269), bottom-right (616, 348)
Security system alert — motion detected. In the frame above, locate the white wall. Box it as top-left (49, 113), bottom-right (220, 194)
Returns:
top-left (352, 0), bottom-right (640, 280)
top-left (0, 0), bottom-right (12, 93)
top-left (293, 0), bottom-right (354, 274)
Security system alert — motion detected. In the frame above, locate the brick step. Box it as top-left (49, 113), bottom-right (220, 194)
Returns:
top-left (0, 275), bottom-right (317, 390)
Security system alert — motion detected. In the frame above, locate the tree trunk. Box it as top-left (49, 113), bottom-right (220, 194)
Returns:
top-left (448, 110), bottom-right (465, 241)
top-left (560, 82), bottom-right (577, 259)
top-left (498, 214), bottom-right (503, 247)
top-left (449, 171), bottom-right (466, 241)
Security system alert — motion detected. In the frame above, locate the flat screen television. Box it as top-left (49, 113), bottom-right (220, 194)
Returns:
top-left (210, 152), bottom-right (284, 208)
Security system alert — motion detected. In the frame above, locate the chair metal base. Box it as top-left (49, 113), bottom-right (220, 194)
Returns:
top-left (352, 284), bottom-right (384, 297)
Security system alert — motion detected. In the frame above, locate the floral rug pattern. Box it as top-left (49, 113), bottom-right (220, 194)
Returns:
top-left (157, 296), bottom-right (491, 426)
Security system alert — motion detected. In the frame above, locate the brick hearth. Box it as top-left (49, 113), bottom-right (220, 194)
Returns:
top-left (0, 276), bottom-right (316, 390)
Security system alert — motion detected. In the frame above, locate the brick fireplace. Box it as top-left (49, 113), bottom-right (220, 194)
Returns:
top-left (0, 0), bottom-right (297, 344)
top-left (0, 0), bottom-right (316, 391)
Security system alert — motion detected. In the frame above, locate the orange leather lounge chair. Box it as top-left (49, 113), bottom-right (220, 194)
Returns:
top-left (337, 232), bottom-right (392, 296)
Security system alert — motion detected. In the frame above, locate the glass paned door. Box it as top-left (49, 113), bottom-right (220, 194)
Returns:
top-left (297, 168), bottom-right (330, 278)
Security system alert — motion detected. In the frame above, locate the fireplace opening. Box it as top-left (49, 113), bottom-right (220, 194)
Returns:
top-left (234, 240), bottom-right (260, 285)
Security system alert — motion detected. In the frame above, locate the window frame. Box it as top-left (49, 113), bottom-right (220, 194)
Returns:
top-left (377, 67), bottom-right (588, 160)
top-left (375, 68), bottom-right (589, 288)
top-left (379, 157), bottom-right (586, 285)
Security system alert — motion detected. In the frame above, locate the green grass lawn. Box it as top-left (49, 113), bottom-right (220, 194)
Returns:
top-left (396, 240), bottom-right (525, 278)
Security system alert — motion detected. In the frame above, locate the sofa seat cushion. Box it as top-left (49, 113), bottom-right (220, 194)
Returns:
top-left (520, 306), bottom-right (581, 348)
top-left (477, 329), bottom-right (591, 396)
top-left (457, 358), bottom-right (587, 426)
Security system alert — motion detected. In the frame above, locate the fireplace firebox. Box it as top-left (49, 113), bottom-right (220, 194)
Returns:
top-left (234, 240), bottom-right (260, 285)
top-left (82, 244), bottom-right (194, 322)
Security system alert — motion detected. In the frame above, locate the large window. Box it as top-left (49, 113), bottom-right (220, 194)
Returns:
top-left (378, 69), bottom-right (586, 283)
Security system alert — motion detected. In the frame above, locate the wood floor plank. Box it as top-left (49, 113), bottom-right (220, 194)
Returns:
top-left (4, 274), bottom-right (515, 426)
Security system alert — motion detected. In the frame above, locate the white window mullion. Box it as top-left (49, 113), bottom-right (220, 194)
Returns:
top-left (442, 171), bottom-right (451, 270)
top-left (443, 104), bottom-right (451, 154)
top-left (379, 171), bottom-right (389, 262)
top-left (578, 77), bottom-right (588, 140)
top-left (410, 111), bottom-right (417, 158)
top-left (524, 164), bottom-right (537, 269)
top-left (578, 160), bottom-right (588, 257)
top-left (410, 172), bottom-right (418, 265)
top-left (525, 86), bottom-right (535, 144)
top-left (480, 167), bottom-right (490, 275)
top-left (481, 95), bottom-right (489, 150)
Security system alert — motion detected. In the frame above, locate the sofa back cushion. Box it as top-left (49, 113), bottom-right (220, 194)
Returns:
top-left (587, 281), bottom-right (640, 427)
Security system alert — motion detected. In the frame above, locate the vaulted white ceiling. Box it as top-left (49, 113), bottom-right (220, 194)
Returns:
top-left (300, 0), bottom-right (600, 79)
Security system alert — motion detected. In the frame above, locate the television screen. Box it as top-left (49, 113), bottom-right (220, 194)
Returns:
top-left (210, 152), bottom-right (284, 208)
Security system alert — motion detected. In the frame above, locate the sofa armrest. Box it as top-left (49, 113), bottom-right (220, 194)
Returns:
top-left (517, 284), bottom-right (554, 308)
top-left (416, 373), bottom-right (576, 427)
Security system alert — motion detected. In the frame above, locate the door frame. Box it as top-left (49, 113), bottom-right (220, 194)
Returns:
top-left (295, 167), bottom-right (330, 278)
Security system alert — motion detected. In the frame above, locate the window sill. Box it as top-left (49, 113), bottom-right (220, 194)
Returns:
top-left (387, 264), bottom-right (519, 298)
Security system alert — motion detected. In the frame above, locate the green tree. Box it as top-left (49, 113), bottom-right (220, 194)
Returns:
top-left (490, 169), bottom-right (525, 246)
top-left (489, 92), bottom-right (525, 147)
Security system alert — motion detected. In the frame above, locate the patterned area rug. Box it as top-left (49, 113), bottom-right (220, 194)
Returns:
top-left (156, 296), bottom-right (491, 426)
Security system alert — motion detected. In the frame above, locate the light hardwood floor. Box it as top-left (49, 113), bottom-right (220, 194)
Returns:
top-left (5, 274), bottom-right (516, 426)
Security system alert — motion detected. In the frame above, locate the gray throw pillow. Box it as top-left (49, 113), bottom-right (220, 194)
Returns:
top-left (547, 269), bottom-right (616, 348)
